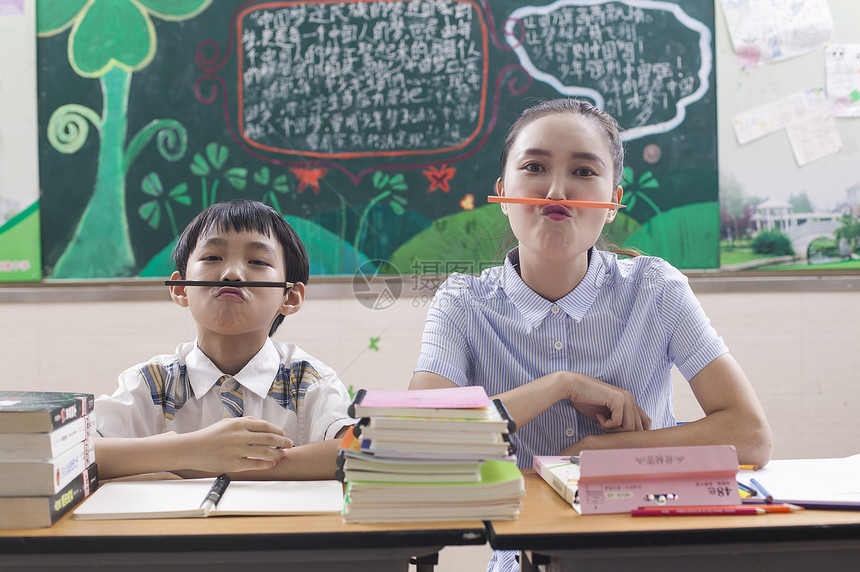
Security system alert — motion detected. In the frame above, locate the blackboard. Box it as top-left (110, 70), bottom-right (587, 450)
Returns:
top-left (36, 0), bottom-right (718, 280)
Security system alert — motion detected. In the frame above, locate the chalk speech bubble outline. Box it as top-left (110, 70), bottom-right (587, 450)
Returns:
top-left (504, 0), bottom-right (712, 141)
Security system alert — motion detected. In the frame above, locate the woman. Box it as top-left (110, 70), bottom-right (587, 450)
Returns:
top-left (410, 99), bottom-right (772, 570)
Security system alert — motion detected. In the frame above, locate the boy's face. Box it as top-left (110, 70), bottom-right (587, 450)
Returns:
top-left (169, 228), bottom-right (301, 340)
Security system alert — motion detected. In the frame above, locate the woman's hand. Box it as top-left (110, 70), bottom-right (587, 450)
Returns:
top-left (564, 372), bottom-right (651, 432)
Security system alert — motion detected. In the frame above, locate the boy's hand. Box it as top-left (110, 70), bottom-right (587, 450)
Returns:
top-left (185, 417), bottom-right (293, 473)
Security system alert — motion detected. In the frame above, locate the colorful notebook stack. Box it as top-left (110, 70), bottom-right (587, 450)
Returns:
top-left (338, 386), bottom-right (524, 523)
top-left (0, 391), bottom-right (98, 528)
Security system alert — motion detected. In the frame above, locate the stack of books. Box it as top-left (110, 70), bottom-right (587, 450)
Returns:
top-left (338, 386), bottom-right (524, 523)
top-left (0, 391), bottom-right (98, 528)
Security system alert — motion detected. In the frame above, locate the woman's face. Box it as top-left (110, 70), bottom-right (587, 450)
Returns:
top-left (499, 112), bottom-right (621, 262)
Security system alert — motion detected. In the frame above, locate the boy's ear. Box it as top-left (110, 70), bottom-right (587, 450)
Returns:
top-left (168, 271), bottom-right (189, 307)
top-left (278, 281), bottom-right (305, 317)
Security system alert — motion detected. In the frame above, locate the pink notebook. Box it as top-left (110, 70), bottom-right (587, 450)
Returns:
top-left (348, 386), bottom-right (493, 419)
top-left (357, 386), bottom-right (490, 409)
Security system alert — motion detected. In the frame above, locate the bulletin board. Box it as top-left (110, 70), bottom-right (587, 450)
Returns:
top-left (715, 0), bottom-right (860, 271)
top-left (33, 0), bottom-right (719, 281)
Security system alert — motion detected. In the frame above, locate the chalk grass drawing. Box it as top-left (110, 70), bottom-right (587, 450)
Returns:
top-left (189, 142), bottom-right (248, 208)
top-left (37, 0), bottom-right (211, 277)
top-left (253, 167), bottom-right (291, 216)
top-left (355, 172), bottom-right (409, 258)
top-left (620, 166), bottom-right (662, 215)
top-left (139, 173), bottom-right (191, 239)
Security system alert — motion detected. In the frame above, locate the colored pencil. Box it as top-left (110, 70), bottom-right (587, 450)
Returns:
top-left (750, 478), bottom-right (774, 503)
top-left (632, 506), bottom-right (765, 516)
top-left (636, 504), bottom-right (803, 514)
top-left (737, 481), bottom-right (758, 496)
top-left (487, 196), bottom-right (626, 209)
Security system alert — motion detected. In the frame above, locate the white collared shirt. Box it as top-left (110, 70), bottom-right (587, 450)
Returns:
top-left (96, 338), bottom-right (353, 444)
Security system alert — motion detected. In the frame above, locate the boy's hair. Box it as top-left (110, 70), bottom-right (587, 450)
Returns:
top-left (172, 200), bottom-right (310, 335)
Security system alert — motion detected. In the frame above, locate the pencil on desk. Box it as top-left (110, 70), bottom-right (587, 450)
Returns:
top-left (738, 464), bottom-right (759, 471)
top-left (737, 481), bottom-right (758, 497)
top-left (632, 507), bottom-right (765, 516)
top-left (749, 478), bottom-right (774, 503)
top-left (635, 504), bottom-right (803, 514)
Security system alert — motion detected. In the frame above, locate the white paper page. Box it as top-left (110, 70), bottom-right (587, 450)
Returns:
top-left (785, 113), bottom-right (842, 166)
top-left (720, 0), bottom-right (836, 68)
top-left (74, 478), bottom-right (344, 519)
top-left (732, 88), bottom-right (841, 164)
top-left (732, 89), bottom-right (823, 144)
top-left (738, 454), bottom-right (860, 505)
top-left (732, 102), bottom-right (785, 145)
top-left (212, 480), bottom-right (343, 515)
top-left (826, 44), bottom-right (860, 117)
top-left (74, 479), bottom-right (211, 519)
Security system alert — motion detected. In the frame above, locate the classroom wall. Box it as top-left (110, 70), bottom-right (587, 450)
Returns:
top-left (1, 279), bottom-right (859, 461)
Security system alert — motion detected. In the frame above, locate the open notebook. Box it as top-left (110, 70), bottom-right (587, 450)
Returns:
top-left (73, 478), bottom-right (344, 519)
top-left (739, 454), bottom-right (860, 509)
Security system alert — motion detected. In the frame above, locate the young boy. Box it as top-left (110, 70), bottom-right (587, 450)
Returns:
top-left (95, 200), bottom-right (353, 480)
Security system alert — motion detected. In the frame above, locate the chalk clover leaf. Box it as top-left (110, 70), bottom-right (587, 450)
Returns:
top-left (37, 0), bottom-right (211, 78)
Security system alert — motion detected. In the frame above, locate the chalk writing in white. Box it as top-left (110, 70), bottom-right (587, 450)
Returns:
top-left (239, 1), bottom-right (487, 157)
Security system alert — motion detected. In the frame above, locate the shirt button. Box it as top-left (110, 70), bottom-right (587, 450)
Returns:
top-left (551, 305), bottom-right (560, 314)
top-left (565, 427), bottom-right (575, 438)
top-left (554, 341), bottom-right (563, 350)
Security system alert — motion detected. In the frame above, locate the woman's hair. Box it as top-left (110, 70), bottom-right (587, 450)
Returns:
top-left (500, 98), bottom-right (625, 187)
top-left (498, 98), bottom-right (640, 258)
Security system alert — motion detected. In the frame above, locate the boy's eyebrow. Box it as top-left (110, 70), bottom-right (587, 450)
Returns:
top-left (197, 236), bottom-right (279, 258)
top-left (245, 240), bottom-right (280, 258)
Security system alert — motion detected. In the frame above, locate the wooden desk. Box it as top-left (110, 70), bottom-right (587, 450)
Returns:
top-left (0, 511), bottom-right (486, 571)
top-left (488, 472), bottom-right (860, 572)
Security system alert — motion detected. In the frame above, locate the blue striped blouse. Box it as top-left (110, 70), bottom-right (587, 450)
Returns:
top-left (415, 247), bottom-right (728, 470)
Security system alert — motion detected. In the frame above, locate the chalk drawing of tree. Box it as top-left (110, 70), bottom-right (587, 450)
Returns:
top-left (38, 0), bottom-right (211, 278)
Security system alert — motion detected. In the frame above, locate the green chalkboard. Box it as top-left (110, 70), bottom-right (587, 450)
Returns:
top-left (36, 0), bottom-right (717, 280)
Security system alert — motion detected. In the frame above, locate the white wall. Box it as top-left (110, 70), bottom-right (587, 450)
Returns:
top-left (1, 280), bottom-right (859, 461)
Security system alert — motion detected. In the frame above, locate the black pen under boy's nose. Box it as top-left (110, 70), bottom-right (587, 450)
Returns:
top-left (164, 280), bottom-right (294, 289)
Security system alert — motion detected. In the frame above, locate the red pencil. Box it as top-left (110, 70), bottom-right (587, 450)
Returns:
top-left (635, 504), bottom-right (803, 514)
top-left (632, 507), bottom-right (765, 516)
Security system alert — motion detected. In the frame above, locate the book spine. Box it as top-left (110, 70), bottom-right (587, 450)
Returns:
top-left (46, 394), bottom-right (95, 431)
top-left (0, 393), bottom-right (95, 433)
top-left (534, 460), bottom-right (577, 505)
top-left (48, 463), bottom-right (99, 524)
top-left (51, 439), bottom-right (96, 495)
top-left (0, 413), bottom-right (96, 461)
top-left (0, 439), bottom-right (96, 496)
